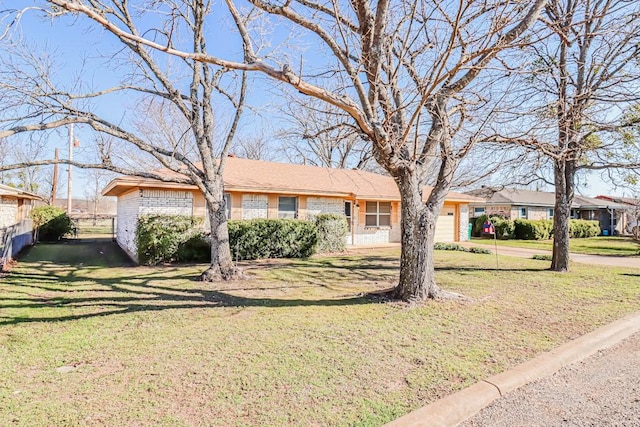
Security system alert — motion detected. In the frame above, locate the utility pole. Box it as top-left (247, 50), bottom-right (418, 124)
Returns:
top-left (51, 148), bottom-right (59, 205)
top-left (67, 124), bottom-right (73, 214)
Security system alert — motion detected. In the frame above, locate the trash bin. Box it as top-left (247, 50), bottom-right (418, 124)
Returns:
top-left (602, 229), bottom-right (609, 236)
top-left (468, 223), bottom-right (473, 240)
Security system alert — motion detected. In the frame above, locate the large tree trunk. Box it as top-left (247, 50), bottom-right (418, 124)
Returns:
top-left (551, 159), bottom-right (575, 272)
top-left (199, 178), bottom-right (242, 282)
top-left (392, 171), bottom-right (444, 302)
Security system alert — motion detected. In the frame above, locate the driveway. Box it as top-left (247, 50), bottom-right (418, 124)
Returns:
top-left (462, 242), bottom-right (640, 269)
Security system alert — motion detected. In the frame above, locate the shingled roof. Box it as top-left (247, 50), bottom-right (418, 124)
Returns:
top-left (102, 157), bottom-right (481, 203)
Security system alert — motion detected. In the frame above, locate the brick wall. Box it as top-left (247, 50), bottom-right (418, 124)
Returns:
top-left (305, 197), bottom-right (344, 221)
top-left (0, 197), bottom-right (18, 228)
top-left (140, 189), bottom-right (193, 216)
top-left (458, 204), bottom-right (469, 241)
top-left (116, 190), bottom-right (141, 260)
top-left (242, 194), bottom-right (268, 219)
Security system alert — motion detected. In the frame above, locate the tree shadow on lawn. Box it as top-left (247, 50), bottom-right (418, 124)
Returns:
top-left (0, 270), bottom-right (379, 325)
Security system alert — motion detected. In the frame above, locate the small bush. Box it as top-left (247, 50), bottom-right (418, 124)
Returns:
top-left (315, 214), bottom-right (348, 253)
top-left (30, 205), bottom-right (72, 241)
top-left (532, 254), bottom-right (552, 261)
top-left (473, 215), bottom-right (488, 237)
top-left (569, 219), bottom-right (600, 238)
top-left (468, 247), bottom-right (492, 254)
top-left (228, 219), bottom-right (317, 260)
top-left (434, 242), bottom-right (492, 254)
top-left (136, 215), bottom-right (204, 265)
top-left (490, 216), bottom-right (515, 240)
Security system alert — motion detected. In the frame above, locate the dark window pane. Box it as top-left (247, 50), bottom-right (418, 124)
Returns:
top-left (379, 214), bottom-right (391, 226)
top-left (365, 214), bottom-right (377, 226)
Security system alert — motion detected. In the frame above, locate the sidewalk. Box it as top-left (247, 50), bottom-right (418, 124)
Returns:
top-left (461, 241), bottom-right (640, 269)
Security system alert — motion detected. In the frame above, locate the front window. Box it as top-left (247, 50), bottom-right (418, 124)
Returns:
top-left (474, 207), bottom-right (485, 215)
top-left (520, 207), bottom-right (527, 219)
top-left (365, 201), bottom-right (391, 227)
top-left (548, 208), bottom-right (554, 218)
top-left (278, 196), bottom-right (297, 219)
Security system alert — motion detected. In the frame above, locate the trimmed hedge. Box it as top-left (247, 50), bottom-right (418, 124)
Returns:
top-left (569, 219), bottom-right (600, 238)
top-left (136, 215), bottom-right (205, 265)
top-left (30, 205), bottom-right (72, 241)
top-left (514, 218), bottom-right (554, 240)
top-left (315, 214), bottom-right (348, 253)
top-left (228, 219), bottom-right (317, 260)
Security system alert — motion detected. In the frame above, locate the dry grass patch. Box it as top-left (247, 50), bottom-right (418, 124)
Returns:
top-left (1, 240), bottom-right (639, 426)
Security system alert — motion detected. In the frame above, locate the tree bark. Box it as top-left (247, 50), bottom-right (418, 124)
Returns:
top-left (198, 178), bottom-right (242, 281)
top-left (392, 170), bottom-right (443, 302)
top-left (551, 159), bottom-right (575, 272)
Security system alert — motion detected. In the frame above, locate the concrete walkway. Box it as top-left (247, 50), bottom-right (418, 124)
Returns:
top-left (461, 241), bottom-right (640, 269)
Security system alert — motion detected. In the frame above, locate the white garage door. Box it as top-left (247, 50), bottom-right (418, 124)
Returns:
top-left (435, 208), bottom-right (456, 242)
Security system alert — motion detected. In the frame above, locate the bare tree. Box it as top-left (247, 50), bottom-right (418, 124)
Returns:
top-left (20, 0), bottom-right (549, 301)
top-left (82, 168), bottom-right (114, 224)
top-left (0, 2), bottom-right (250, 281)
top-left (278, 97), bottom-right (372, 169)
top-left (487, 0), bottom-right (640, 271)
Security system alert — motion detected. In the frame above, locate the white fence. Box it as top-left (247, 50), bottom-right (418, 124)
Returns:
top-left (0, 219), bottom-right (34, 270)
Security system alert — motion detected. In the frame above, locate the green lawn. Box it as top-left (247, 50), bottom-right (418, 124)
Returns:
top-left (472, 236), bottom-right (640, 256)
top-left (2, 241), bottom-right (640, 426)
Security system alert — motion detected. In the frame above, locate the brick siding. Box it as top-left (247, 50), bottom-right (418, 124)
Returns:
top-left (0, 197), bottom-right (18, 228)
top-left (242, 194), bottom-right (268, 219)
top-left (305, 197), bottom-right (344, 221)
top-left (458, 204), bottom-right (469, 241)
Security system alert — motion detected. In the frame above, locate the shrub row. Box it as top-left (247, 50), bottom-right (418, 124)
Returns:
top-left (434, 242), bottom-right (492, 254)
top-left (135, 215), bottom-right (349, 265)
top-left (473, 215), bottom-right (600, 240)
top-left (228, 219), bottom-right (317, 260)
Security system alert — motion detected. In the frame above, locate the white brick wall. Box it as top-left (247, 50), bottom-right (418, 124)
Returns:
top-left (0, 197), bottom-right (18, 228)
top-left (306, 197), bottom-right (344, 220)
top-left (459, 204), bottom-right (469, 241)
top-left (242, 194), bottom-right (268, 219)
top-left (116, 190), bottom-right (141, 260)
top-left (140, 189), bottom-right (193, 216)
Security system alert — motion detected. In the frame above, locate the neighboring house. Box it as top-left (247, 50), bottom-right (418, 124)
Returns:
top-left (466, 187), bottom-right (627, 235)
top-left (0, 184), bottom-right (43, 269)
top-left (596, 195), bottom-right (640, 237)
top-left (102, 157), bottom-right (481, 262)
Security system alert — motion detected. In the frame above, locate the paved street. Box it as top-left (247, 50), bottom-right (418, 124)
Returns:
top-left (461, 332), bottom-right (640, 426)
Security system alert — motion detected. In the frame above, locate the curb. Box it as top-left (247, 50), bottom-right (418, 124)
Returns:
top-left (385, 311), bottom-right (640, 427)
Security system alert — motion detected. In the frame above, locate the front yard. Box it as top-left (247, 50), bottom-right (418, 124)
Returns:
top-left (472, 236), bottom-right (639, 256)
top-left (1, 240), bottom-right (640, 426)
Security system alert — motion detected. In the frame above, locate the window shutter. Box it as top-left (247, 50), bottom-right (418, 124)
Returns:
top-left (358, 202), bottom-right (366, 225)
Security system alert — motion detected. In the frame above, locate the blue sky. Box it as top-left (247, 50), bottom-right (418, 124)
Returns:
top-left (4, 3), bottom-right (635, 200)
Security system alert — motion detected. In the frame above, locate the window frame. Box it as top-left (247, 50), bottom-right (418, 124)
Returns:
top-left (224, 193), bottom-right (232, 220)
top-left (365, 201), bottom-right (392, 227)
top-left (474, 207), bottom-right (485, 216)
top-left (519, 207), bottom-right (528, 219)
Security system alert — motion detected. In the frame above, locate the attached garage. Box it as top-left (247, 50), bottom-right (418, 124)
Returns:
top-left (435, 205), bottom-right (456, 242)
